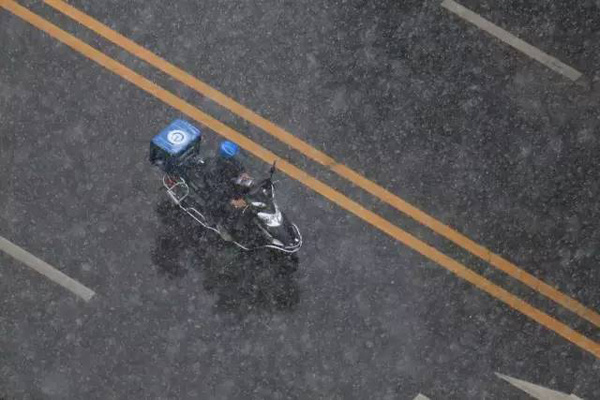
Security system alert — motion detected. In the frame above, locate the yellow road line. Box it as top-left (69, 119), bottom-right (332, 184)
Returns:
top-left (4, 0), bottom-right (598, 358)
top-left (43, 0), bottom-right (600, 328)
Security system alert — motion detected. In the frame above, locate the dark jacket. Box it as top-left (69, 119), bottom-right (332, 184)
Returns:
top-left (209, 157), bottom-right (246, 201)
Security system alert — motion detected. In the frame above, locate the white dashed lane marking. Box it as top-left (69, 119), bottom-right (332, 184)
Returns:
top-left (496, 372), bottom-right (584, 400)
top-left (442, 0), bottom-right (583, 81)
top-left (0, 236), bottom-right (96, 301)
top-left (413, 394), bottom-right (431, 400)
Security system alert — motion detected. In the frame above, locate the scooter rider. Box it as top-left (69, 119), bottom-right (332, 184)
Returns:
top-left (210, 141), bottom-right (254, 239)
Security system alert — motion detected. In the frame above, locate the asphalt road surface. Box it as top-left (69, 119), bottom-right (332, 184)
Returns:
top-left (1, 1), bottom-right (599, 399)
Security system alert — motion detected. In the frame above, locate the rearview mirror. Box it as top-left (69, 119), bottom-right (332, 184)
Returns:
top-left (269, 160), bottom-right (277, 179)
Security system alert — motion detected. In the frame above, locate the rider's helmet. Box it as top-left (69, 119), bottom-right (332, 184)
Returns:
top-left (219, 140), bottom-right (239, 158)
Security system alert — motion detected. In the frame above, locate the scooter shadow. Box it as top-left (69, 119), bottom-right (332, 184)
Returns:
top-left (151, 200), bottom-right (300, 315)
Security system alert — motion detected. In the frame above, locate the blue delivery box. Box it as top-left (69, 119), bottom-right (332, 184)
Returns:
top-left (149, 119), bottom-right (202, 172)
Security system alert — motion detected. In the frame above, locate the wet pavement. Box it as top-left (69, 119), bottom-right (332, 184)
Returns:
top-left (1, 1), bottom-right (599, 399)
